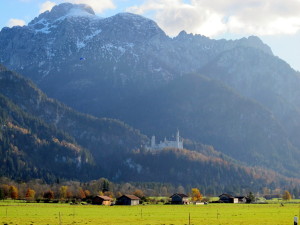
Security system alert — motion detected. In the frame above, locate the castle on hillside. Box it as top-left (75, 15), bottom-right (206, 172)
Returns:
top-left (146, 130), bottom-right (183, 151)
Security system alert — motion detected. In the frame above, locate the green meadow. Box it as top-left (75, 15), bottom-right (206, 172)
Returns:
top-left (1, 201), bottom-right (300, 225)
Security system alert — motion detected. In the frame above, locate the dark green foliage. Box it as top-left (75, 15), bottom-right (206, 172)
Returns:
top-left (0, 65), bottom-right (147, 182)
top-left (0, 188), bottom-right (4, 200)
top-left (0, 93), bottom-right (95, 182)
top-left (0, 65), bottom-right (147, 162)
top-left (102, 179), bottom-right (110, 192)
top-left (0, 64), bottom-right (300, 191)
top-left (112, 148), bottom-right (295, 193)
top-left (247, 192), bottom-right (255, 203)
top-left (43, 190), bottom-right (54, 200)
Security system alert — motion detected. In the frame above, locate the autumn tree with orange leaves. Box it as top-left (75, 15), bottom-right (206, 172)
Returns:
top-left (191, 188), bottom-right (202, 202)
top-left (9, 185), bottom-right (18, 200)
top-left (25, 188), bottom-right (36, 200)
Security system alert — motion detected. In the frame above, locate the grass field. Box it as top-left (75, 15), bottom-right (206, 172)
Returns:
top-left (1, 201), bottom-right (300, 225)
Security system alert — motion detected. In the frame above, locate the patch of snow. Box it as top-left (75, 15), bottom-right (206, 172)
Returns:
top-left (38, 61), bottom-right (45, 67)
top-left (154, 67), bottom-right (162, 72)
top-left (84, 29), bottom-right (102, 41)
top-left (54, 8), bottom-right (101, 23)
top-left (118, 46), bottom-right (125, 54)
top-left (31, 18), bottom-right (53, 34)
top-left (76, 40), bottom-right (86, 50)
top-left (76, 29), bottom-right (102, 51)
top-left (126, 43), bottom-right (134, 48)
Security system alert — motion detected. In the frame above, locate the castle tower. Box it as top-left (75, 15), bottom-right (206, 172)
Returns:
top-left (176, 129), bottom-right (180, 147)
top-left (151, 135), bottom-right (156, 148)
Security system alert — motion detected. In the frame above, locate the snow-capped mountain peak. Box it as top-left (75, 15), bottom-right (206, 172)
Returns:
top-left (29, 3), bottom-right (96, 27)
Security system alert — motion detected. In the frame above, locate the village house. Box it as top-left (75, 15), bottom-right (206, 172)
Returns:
top-left (170, 193), bottom-right (190, 205)
top-left (116, 194), bottom-right (140, 205)
top-left (234, 196), bottom-right (249, 203)
top-left (92, 195), bottom-right (113, 205)
top-left (219, 194), bottom-right (239, 203)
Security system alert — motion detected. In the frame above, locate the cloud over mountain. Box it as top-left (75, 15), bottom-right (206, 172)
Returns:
top-left (60, 0), bottom-right (115, 13)
top-left (39, 1), bottom-right (56, 13)
top-left (127, 0), bottom-right (300, 36)
top-left (6, 18), bottom-right (26, 28)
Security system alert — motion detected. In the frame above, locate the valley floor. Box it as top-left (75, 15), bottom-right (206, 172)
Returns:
top-left (0, 201), bottom-right (299, 225)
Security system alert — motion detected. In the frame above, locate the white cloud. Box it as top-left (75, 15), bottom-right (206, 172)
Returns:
top-left (62, 0), bottom-right (116, 13)
top-left (126, 0), bottom-right (300, 37)
top-left (39, 1), bottom-right (56, 13)
top-left (6, 19), bottom-right (26, 28)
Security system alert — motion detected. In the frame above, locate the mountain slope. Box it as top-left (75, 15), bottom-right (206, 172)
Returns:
top-left (0, 93), bottom-right (94, 181)
top-left (120, 148), bottom-right (298, 193)
top-left (0, 64), bottom-right (147, 165)
top-left (200, 47), bottom-right (300, 148)
top-left (1, 64), bottom-right (300, 191)
top-left (0, 3), bottom-right (273, 117)
top-left (112, 74), bottom-right (300, 177)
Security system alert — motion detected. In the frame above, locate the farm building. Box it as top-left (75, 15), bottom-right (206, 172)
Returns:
top-left (234, 196), bottom-right (249, 203)
top-left (92, 195), bottom-right (113, 205)
top-left (219, 194), bottom-right (239, 203)
top-left (170, 193), bottom-right (190, 205)
top-left (116, 194), bottom-right (140, 205)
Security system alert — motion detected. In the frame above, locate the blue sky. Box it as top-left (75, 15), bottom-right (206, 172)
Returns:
top-left (1, 0), bottom-right (300, 71)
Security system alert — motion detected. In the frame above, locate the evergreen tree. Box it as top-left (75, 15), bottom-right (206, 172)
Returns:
top-left (0, 188), bottom-right (4, 200)
top-left (102, 179), bottom-right (110, 192)
top-left (247, 192), bottom-right (255, 203)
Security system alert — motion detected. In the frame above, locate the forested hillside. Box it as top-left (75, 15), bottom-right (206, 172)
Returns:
top-left (0, 64), bottom-right (147, 164)
top-left (1, 65), bottom-right (298, 191)
top-left (112, 74), bottom-right (300, 177)
top-left (0, 94), bottom-right (94, 182)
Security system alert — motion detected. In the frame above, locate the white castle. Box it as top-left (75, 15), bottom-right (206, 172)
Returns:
top-left (146, 130), bottom-right (183, 150)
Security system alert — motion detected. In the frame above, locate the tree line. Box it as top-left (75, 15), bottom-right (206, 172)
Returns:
top-left (0, 176), bottom-right (296, 203)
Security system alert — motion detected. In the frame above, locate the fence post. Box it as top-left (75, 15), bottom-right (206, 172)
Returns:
top-left (59, 212), bottom-right (62, 225)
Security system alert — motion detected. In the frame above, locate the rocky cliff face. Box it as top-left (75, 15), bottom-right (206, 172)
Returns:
top-left (0, 3), bottom-right (274, 105)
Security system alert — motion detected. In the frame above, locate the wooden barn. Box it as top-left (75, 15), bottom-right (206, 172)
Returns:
top-left (92, 195), bottom-right (113, 206)
top-left (116, 194), bottom-right (140, 205)
top-left (170, 193), bottom-right (190, 205)
top-left (219, 194), bottom-right (239, 203)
